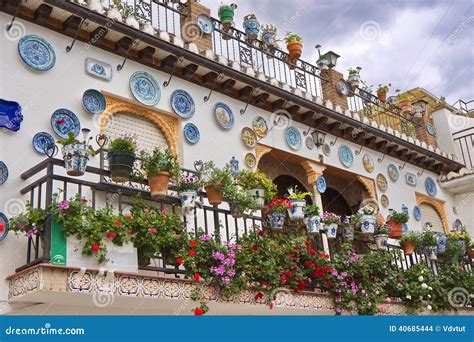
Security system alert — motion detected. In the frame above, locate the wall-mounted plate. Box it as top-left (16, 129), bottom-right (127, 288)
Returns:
top-left (18, 35), bottom-right (56, 71)
top-left (171, 89), bottom-right (195, 119)
top-left (214, 102), bottom-right (234, 129)
top-left (338, 144), bottom-right (354, 168)
top-left (197, 14), bottom-right (214, 34)
top-left (252, 116), bottom-right (268, 138)
top-left (322, 143), bottom-right (331, 156)
top-left (376, 173), bottom-right (388, 192)
top-left (362, 154), bottom-right (374, 173)
top-left (425, 177), bottom-right (437, 197)
top-left (241, 127), bottom-right (257, 149)
top-left (82, 89), bottom-right (106, 114)
top-left (183, 123), bottom-right (200, 144)
top-left (316, 176), bottom-right (327, 193)
top-left (0, 161), bottom-right (8, 185)
top-left (85, 57), bottom-right (113, 81)
top-left (406, 172), bottom-right (417, 186)
top-left (380, 194), bottom-right (389, 208)
top-left (33, 132), bottom-right (55, 154)
top-left (130, 71), bottom-right (161, 106)
top-left (245, 153), bottom-right (256, 168)
top-left (285, 127), bottom-right (302, 150)
top-left (413, 206), bottom-right (422, 221)
top-left (51, 109), bottom-right (80, 139)
top-left (387, 164), bottom-right (399, 182)
top-left (0, 212), bottom-right (9, 241)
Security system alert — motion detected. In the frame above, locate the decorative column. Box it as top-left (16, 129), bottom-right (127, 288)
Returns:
top-left (320, 69), bottom-right (348, 112)
top-left (181, 0), bottom-right (213, 52)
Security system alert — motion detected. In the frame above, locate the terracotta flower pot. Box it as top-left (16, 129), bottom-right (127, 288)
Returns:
top-left (387, 220), bottom-right (403, 239)
top-left (287, 41), bottom-right (303, 60)
top-left (377, 89), bottom-right (387, 103)
top-left (397, 99), bottom-right (413, 114)
top-left (205, 185), bottom-right (224, 206)
top-left (148, 172), bottom-right (170, 197)
top-left (467, 248), bottom-right (474, 259)
top-left (402, 240), bottom-right (415, 255)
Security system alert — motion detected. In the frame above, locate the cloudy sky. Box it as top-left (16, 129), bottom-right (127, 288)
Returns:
top-left (202, 0), bottom-right (473, 105)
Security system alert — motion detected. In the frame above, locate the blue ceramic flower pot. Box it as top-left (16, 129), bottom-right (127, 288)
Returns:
top-left (305, 215), bottom-right (321, 234)
top-left (324, 223), bottom-right (338, 239)
top-left (437, 234), bottom-right (447, 254)
top-left (179, 190), bottom-right (197, 209)
top-left (268, 212), bottom-right (285, 229)
top-left (288, 199), bottom-right (306, 221)
top-left (243, 17), bottom-right (260, 41)
top-left (360, 214), bottom-right (376, 234)
top-left (62, 144), bottom-right (90, 177)
top-left (425, 246), bottom-right (438, 260)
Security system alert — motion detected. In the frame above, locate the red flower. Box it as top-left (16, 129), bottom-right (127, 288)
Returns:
top-left (161, 208), bottom-right (167, 215)
top-left (254, 292), bottom-right (264, 300)
top-left (303, 260), bottom-right (310, 267)
top-left (326, 280), bottom-right (333, 287)
top-left (0, 224), bottom-right (4, 231)
top-left (309, 248), bottom-right (316, 255)
top-left (114, 221), bottom-right (121, 227)
top-left (280, 275), bottom-right (287, 283)
top-left (189, 250), bottom-right (196, 257)
top-left (252, 243), bottom-right (259, 251)
top-left (193, 273), bottom-right (200, 281)
top-left (310, 263), bottom-right (316, 268)
top-left (55, 119), bottom-right (65, 125)
top-left (106, 231), bottom-right (117, 239)
top-left (91, 243), bottom-right (100, 252)
top-left (176, 257), bottom-right (183, 265)
top-left (304, 240), bottom-right (311, 247)
top-left (189, 240), bottom-right (198, 247)
top-left (259, 280), bottom-right (267, 287)
top-left (258, 230), bottom-right (264, 237)
top-left (293, 245), bottom-right (299, 251)
top-left (148, 228), bottom-right (157, 234)
top-left (193, 307), bottom-right (204, 316)
top-left (81, 198), bottom-right (88, 203)
top-left (124, 214), bottom-right (132, 220)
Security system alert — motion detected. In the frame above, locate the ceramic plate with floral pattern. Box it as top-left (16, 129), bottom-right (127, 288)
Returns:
top-left (252, 116), bottom-right (268, 138)
top-left (376, 173), bottom-right (388, 192)
top-left (129, 71), bottom-right (161, 106)
top-left (0, 212), bottom-right (8, 241)
top-left (241, 127), bottom-right (257, 149)
top-left (425, 176), bottom-right (437, 197)
top-left (171, 89), bottom-right (195, 119)
top-left (183, 123), bottom-right (200, 144)
top-left (18, 35), bottom-right (56, 71)
top-left (33, 132), bottom-right (55, 154)
top-left (362, 154), bottom-right (374, 173)
top-left (245, 153), bottom-right (256, 168)
top-left (213, 102), bottom-right (234, 129)
top-left (387, 164), bottom-right (399, 182)
top-left (82, 89), bottom-right (106, 114)
top-left (380, 194), bottom-right (389, 208)
top-left (285, 127), bottom-right (302, 150)
top-left (0, 161), bottom-right (8, 185)
top-left (51, 108), bottom-right (80, 139)
top-left (316, 176), bottom-right (327, 193)
top-left (338, 144), bottom-right (354, 168)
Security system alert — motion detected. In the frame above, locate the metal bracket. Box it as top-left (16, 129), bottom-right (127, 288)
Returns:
top-left (96, 134), bottom-right (108, 149)
top-left (5, 0), bottom-right (23, 32)
top-left (163, 56), bottom-right (184, 87)
top-left (355, 145), bottom-right (364, 156)
top-left (399, 161), bottom-right (407, 170)
top-left (302, 113), bottom-right (320, 136)
top-left (66, 18), bottom-right (89, 53)
top-left (240, 87), bottom-right (260, 115)
top-left (44, 143), bottom-right (58, 159)
top-left (194, 160), bottom-right (204, 172)
top-left (117, 38), bottom-right (141, 71)
top-left (378, 153), bottom-right (386, 163)
top-left (417, 168), bottom-right (425, 177)
top-left (204, 73), bottom-right (224, 102)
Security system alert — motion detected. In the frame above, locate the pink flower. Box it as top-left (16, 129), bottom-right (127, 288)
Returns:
top-left (148, 228), bottom-right (157, 234)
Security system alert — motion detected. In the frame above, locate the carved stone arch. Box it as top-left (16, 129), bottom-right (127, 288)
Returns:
top-left (255, 144), bottom-right (273, 166)
top-left (356, 175), bottom-right (377, 200)
top-left (415, 193), bottom-right (449, 234)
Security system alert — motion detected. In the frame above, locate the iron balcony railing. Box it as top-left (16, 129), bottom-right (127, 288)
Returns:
top-left (453, 127), bottom-right (474, 169)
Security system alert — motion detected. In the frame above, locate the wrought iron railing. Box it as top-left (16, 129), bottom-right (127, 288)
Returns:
top-left (453, 127), bottom-right (474, 169)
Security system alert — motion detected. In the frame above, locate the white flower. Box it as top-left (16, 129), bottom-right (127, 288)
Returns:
top-left (419, 296), bottom-right (423, 300)
top-left (406, 294), bottom-right (412, 300)
top-left (421, 283), bottom-right (428, 289)
top-left (427, 305), bottom-right (432, 311)
top-left (428, 286), bottom-right (432, 291)
top-left (428, 294), bottom-right (432, 299)
top-left (418, 276), bottom-right (424, 282)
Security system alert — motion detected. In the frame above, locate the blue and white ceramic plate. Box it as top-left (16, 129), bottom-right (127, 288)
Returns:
top-left (316, 176), bottom-right (327, 193)
top-left (406, 172), bottom-right (417, 186)
top-left (413, 206), bottom-right (422, 221)
top-left (51, 109), bottom-right (80, 139)
top-left (338, 144), bottom-right (354, 168)
top-left (183, 123), bottom-right (200, 144)
top-left (425, 176), bottom-right (437, 197)
top-left (85, 57), bottom-right (113, 81)
top-left (171, 89), bottom-right (195, 119)
top-left (197, 14), bottom-right (214, 34)
top-left (285, 127), bottom-right (302, 150)
top-left (426, 123), bottom-right (436, 136)
top-left (18, 35), bottom-right (56, 71)
top-left (0, 212), bottom-right (8, 241)
top-left (0, 161), bottom-right (8, 185)
top-left (82, 89), bottom-right (106, 114)
top-left (33, 132), bottom-right (55, 154)
top-left (130, 71), bottom-right (161, 106)
top-left (387, 164), bottom-right (399, 182)
top-left (214, 102), bottom-right (234, 129)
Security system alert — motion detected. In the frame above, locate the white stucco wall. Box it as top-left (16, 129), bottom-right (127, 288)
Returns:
top-left (0, 14), bottom-right (469, 309)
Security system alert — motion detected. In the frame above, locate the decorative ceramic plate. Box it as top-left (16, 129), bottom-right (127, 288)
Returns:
top-left (305, 137), bottom-right (315, 150)
top-left (387, 164), bottom-right (399, 182)
top-left (0, 212), bottom-right (8, 241)
top-left (402, 223), bottom-right (409, 235)
top-left (453, 219), bottom-right (463, 231)
top-left (245, 153), bottom-right (256, 168)
top-left (285, 127), bottom-right (302, 150)
top-left (32, 132), bottom-right (55, 154)
top-left (425, 177), bottom-right (437, 197)
top-left (183, 123), bottom-right (200, 144)
top-left (426, 123), bottom-right (436, 136)
top-left (51, 108), bottom-right (80, 139)
top-left (338, 144), bottom-right (354, 168)
top-left (241, 127), bottom-right (257, 148)
top-left (413, 206), bottom-right (422, 221)
top-left (85, 57), bottom-right (113, 81)
top-left (129, 71), bottom-right (161, 106)
top-left (252, 116), bottom-right (268, 138)
top-left (316, 176), bottom-right (327, 193)
top-left (376, 173), bottom-right (388, 192)
top-left (322, 143), bottom-right (331, 156)
top-left (362, 154), bottom-right (374, 173)
top-left (197, 14), bottom-right (214, 34)
top-left (336, 79), bottom-right (350, 96)
top-left (0, 161), bottom-right (8, 185)
top-left (214, 102), bottom-right (234, 129)
top-left (380, 194), bottom-right (389, 208)
top-left (82, 89), bottom-right (106, 114)
top-left (0, 98), bottom-right (23, 132)
top-left (405, 172), bottom-right (417, 186)
top-left (18, 35), bottom-right (56, 71)
top-left (171, 89), bottom-right (195, 119)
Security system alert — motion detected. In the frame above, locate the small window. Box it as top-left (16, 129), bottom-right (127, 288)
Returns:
top-left (419, 203), bottom-right (444, 233)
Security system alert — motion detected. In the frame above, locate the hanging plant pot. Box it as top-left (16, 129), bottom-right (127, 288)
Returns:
top-left (148, 172), bottom-right (170, 197)
top-left (343, 225), bottom-right (354, 241)
top-left (324, 223), bottom-right (338, 239)
top-left (304, 215), bottom-right (321, 235)
top-left (106, 7), bottom-right (122, 21)
top-left (140, 22), bottom-right (155, 36)
top-left (221, 27), bottom-right (234, 40)
top-left (230, 203), bottom-right (244, 219)
top-left (205, 185), bottom-right (224, 206)
top-left (437, 234), bottom-right (447, 254)
top-left (360, 214), bottom-right (377, 235)
top-left (377, 89), bottom-right (387, 103)
top-left (402, 240), bottom-right (415, 255)
top-left (268, 212), bottom-right (285, 229)
top-left (125, 16), bottom-right (140, 29)
top-left (397, 99), bottom-right (413, 115)
top-left (261, 28), bottom-right (277, 50)
top-left (179, 190), bottom-right (198, 210)
top-left (243, 14), bottom-right (260, 41)
top-left (62, 143), bottom-right (90, 177)
top-left (387, 220), bottom-right (403, 239)
top-left (375, 234), bottom-right (388, 251)
top-left (287, 41), bottom-right (303, 60)
top-left (246, 188), bottom-right (265, 209)
top-left (287, 199), bottom-right (306, 221)
top-left (347, 74), bottom-right (360, 89)
top-left (425, 245), bottom-right (438, 261)
top-left (218, 4), bottom-right (236, 29)
top-left (107, 150), bottom-right (136, 183)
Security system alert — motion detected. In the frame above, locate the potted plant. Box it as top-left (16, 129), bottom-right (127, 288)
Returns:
top-left (357, 205), bottom-right (378, 235)
top-left (57, 130), bottom-right (95, 177)
top-left (266, 198), bottom-right (291, 229)
top-left (228, 188), bottom-right (256, 218)
top-left (139, 148), bottom-right (180, 197)
top-left (107, 134), bottom-right (136, 183)
top-left (218, 3), bottom-right (237, 29)
top-left (235, 170), bottom-right (277, 209)
top-left (9, 202), bottom-right (47, 238)
top-left (260, 24), bottom-right (278, 51)
top-left (176, 174), bottom-right (201, 210)
top-left (395, 90), bottom-right (413, 115)
top-left (284, 32), bottom-right (303, 61)
top-left (400, 231), bottom-right (419, 255)
top-left (342, 215), bottom-right (356, 241)
top-left (198, 161), bottom-right (236, 206)
top-left (107, 0), bottom-right (123, 21)
top-left (303, 204), bottom-right (321, 235)
top-left (433, 96), bottom-right (448, 111)
top-left (243, 14), bottom-right (260, 41)
top-left (374, 224), bottom-right (389, 251)
top-left (321, 211), bottom-right (340, 239)
top-left (386, 210), bottom-right (409, 239)
top-left (419, 228), bottom-right (438, 260)
top-left (316, 53), bottom-right (330, 70)
top-left (436, 232), bottom-right (447, 254)
top-left (376, 83), bottom-right (391, 103)
top-left (347, 67), bottom-right (361, 90)
top-left (451, 230), bottom-right (470, 253)
top-left (287, 187), bottom-right (312, 221)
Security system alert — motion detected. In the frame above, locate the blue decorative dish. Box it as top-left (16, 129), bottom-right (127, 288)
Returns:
top-left (214, 102), bottom-right (234, 129)
top-left (387, 164), bottom-right (399, 182)
top-left (338, 144), bottom-right (354, 168)
top-left (33, 132), bottom-right (56, 154)
top-left (197, 14), bottom-right (214, 34)
top-left (413, 206), bottom-right (422, 221)
top-left (316, 176), bottom-right (327, 193)
top-left (0, 161), bottom-right (8, 185)
top-left (18, 35), bottom-right (56, 71)
top-left (85, 57), bottom-right (113, 81)
top-left (285, 127), bottom-right (302, 150)
top-left (0, 98), bottom-right (23, 132)
top-left (402, 223), bottom-right (409, 235)
top-left (405, 172), bottom-right (417, 186)
top-left (130, 71), bottom-right (161, 106)
top-left (82, 89), bottom-right (106, 114)
top-left (0, 212), bottom-right (8, 241)
top-left (51, 109), bottom-right (80, 139)
top-left (183, 123), bottom-right (200, 144)
top-left (426, 123), bottom-right (436, 136)
top-left (171, 89), bottom-right (195, 119)
top-left (425, 177), bottom-right (437, 197)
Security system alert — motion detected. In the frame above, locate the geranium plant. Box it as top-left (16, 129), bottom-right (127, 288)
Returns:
top-left (267, 198), bottom-right (292, 213)
top-left (321, 211), bottom-right (341, 225)
top-left (9, 203), bottom-right (47, 237)
top-left (284, 32), bottom-right (302, 44)
top-left (176, 174), bottom-right (201, 192)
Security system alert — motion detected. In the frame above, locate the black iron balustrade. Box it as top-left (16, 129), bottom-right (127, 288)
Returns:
top-left (453, 127), bottom-right (474, 169)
